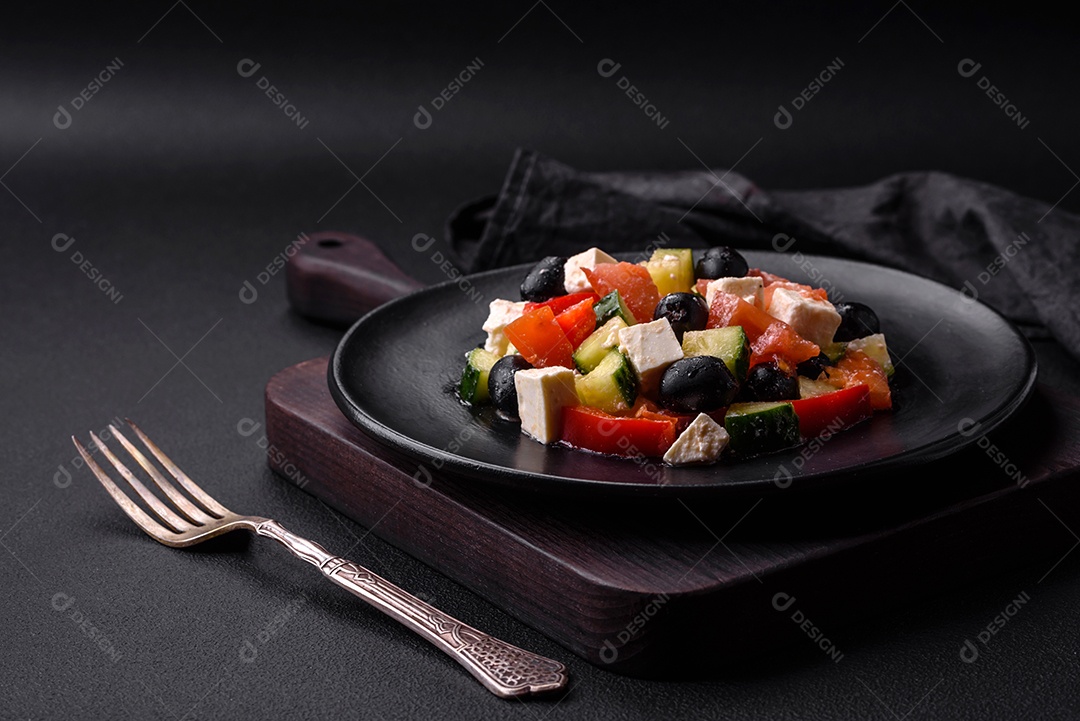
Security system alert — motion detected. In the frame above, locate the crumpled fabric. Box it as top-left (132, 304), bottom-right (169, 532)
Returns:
top-left (448, 149), bottom-right (1080, 360)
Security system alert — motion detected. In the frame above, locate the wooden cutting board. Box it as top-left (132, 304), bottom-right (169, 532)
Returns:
top-left (264, 232), bottom-right (1080, 677)
top-left (265, 359), bottom-right (1080, 676)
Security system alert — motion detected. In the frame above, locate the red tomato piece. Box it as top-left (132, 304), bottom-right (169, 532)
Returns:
top-left (524, 291), bottom-right (600, 315)
top-left (554, 298), bottom-right (597, 349)
top-left (504, 306), bottom-right (574, 369)
top-left (629, 397), bottom-right (662, 415)
top-left (583, 263), bottom-right (661, 324)
top-left (750, 322), bottom-right (820, 368)
top-left (791, 384), bottom-right (872, 439)
top-left (748, 268), bottom-right (793, 285)
top-left (762, 281), bottom-right (829, 309)
top-left (693, 278), bottom-right (710, 297)
top-left (561, 406), bottom-right (678, 458)
top-left (821, 350), bottom-right (892, 410)
top-left (630, 399), bottom-right (695, 433)
top-left (706, 291), bottom-right (775, 340)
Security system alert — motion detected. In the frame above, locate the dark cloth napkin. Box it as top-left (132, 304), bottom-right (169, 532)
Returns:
top-left (447, 149), bottom-right (1080, 361)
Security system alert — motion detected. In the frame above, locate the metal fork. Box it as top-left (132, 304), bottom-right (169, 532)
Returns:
top-left (71, 420), bottom-right (568, 699)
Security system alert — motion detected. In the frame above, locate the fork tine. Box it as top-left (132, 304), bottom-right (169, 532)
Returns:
top-left (109, 425), bottom-right (216, 525)
top-left (124, 419), bottom-right (231, 517)
top-left (89, 432), bottom-right (192, 533)
top-left (72, 436), bottom-right (179, 542)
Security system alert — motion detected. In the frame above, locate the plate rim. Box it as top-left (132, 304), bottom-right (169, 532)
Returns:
top-left (329, 252), bottom-right (1038, 496)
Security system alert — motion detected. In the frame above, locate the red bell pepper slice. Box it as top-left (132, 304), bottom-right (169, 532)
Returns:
top-left (554, 298), bottom-right (598, 349)
top-left (790, 384), bottom-right (872, 439)
top-left (504, 306), bottom-right (575, 369)
top-left (561, 406), bottom-right (678, 458)
top-left (524, 291), bottom-right (600, 315)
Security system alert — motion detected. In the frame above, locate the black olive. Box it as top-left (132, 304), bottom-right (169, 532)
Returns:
top-left (833, 302), bottom-right (881, 342)
top-left (659, 356), bottom-right (739, 413)
top-left (743, 362), bottom-right (799, 401)
top-left (695, 246), bottom-right (749, 280)
top-left (488, 355), bottom-right (533, 419)
top-left (653, 293), bottom-right (708, 341)
top-left (520, 256), bottom-right (568, 302)
top-left (797, 352), bottom-right (832, 379)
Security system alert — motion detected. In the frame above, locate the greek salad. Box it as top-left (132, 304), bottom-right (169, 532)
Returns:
top-left (459, 246), bottom-right (894, 466)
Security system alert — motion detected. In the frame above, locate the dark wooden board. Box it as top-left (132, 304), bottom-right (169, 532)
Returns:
top-left (265, 357), bottom-right (1080, 677)
top-left (286, 231), bottom-right (424, 326)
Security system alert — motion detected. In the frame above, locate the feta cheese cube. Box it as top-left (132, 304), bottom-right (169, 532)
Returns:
top-left (481, 299), bottom-right (527, 356)
top-left (705, 276), bottom-right (765, 308)
top-left (514, 367), bottom-right (579, 444)
top-left (564, 247), bottom-right (617, 293)
top-left (766, 288), bottom-right (841, 347)
top-left (663, 413), bottom-right (730, 465)
top-left (617, 318), bottom-right (684, 389)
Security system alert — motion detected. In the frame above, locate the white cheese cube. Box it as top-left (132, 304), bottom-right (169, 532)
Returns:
top-left (514, 367), bottom-right (579, 444)
top-left (617, 318), bottom-right (684, 389)
top-left (481, 299), bottom-right (527, 356)
top-left (767, 288), bottom-right (841, 347)
top-left (705, 276), bottom-right (765, 308)
top-left (660, 414), bottom-right (730, 464)
top-left (564, 247), bottom-right (617, 293)
top-left (663, 413), bottom-right (730, 465)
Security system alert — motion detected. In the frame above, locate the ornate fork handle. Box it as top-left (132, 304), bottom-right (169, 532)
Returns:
top-left (255, 520), bottom-right (567, 698)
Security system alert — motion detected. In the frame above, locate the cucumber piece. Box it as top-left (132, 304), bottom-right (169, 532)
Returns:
top-left (821, 341), bottom-right (847, 362)
top-left (845, 333), bottom-right (894, 377)
top-left (646, 248), bottom-right (695, 295)
top-left (459, 348), bottom-right (500, 404)
top-left (594, 290), bottom-right (636, 327)
top-left (798, 377), bottom-right (837, 399)
top-left (724, 401), bottom-right (801, 456)
top-left (573, 316), bottom-right (629, 373)
top-left (575, 350), bottom-right (637, 414)
top-left (682, 326), bottom-right (750, 380)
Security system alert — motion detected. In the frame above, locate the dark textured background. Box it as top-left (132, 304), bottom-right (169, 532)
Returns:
top-left (3, 3), bottom-right (1078, 719)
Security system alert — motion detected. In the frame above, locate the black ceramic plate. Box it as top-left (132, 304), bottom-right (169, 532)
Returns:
top-left (329, 252), bottom-right (1036, 496)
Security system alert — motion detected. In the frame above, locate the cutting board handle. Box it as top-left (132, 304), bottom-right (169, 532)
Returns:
top-left (286, 231), bottom-right (426, 327)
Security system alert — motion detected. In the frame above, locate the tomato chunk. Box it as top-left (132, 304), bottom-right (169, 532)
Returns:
top-left (583, 263), bottom-right (661, 324)
top-left (632, 402), bottom-right (695, 435)
top-left (748, 268), bottom-right (792, 285)
top-left (750, 322), bottom-right (820, 369)
top-left (524, 291), bottom-right (599, 315)
top-left (554, 298), bottom-right (598, 349)
top-left (504, 306), bottom-right (574, 369)
top-left (561, 406), bottom-right (678, 458)
top-left (707, 291), bottom-right (776, 340)
top-left (791, 384), bottom-right (872, 439)
top-left (821, 350), bottom-right (892, 410)
top-left (762, 281), bottom-right (829, 309)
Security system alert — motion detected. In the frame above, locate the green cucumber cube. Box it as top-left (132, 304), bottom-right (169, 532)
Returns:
top-left (724, 401), bottom-right (801, 456)
top-left (459, 347), bottom-right (499, 404)
top-left (845, 333), bottom-right (894, 377)
top-left (646, 248), bottom-right (695, 295)
top-left (682, 326), bottom-right (750, 380)
top-left (594, 290), bottom-right (636, 328)
top-left (573, 316), bottom-right (629, 373)
top-left (575, 350), bottom-right (637, 414)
